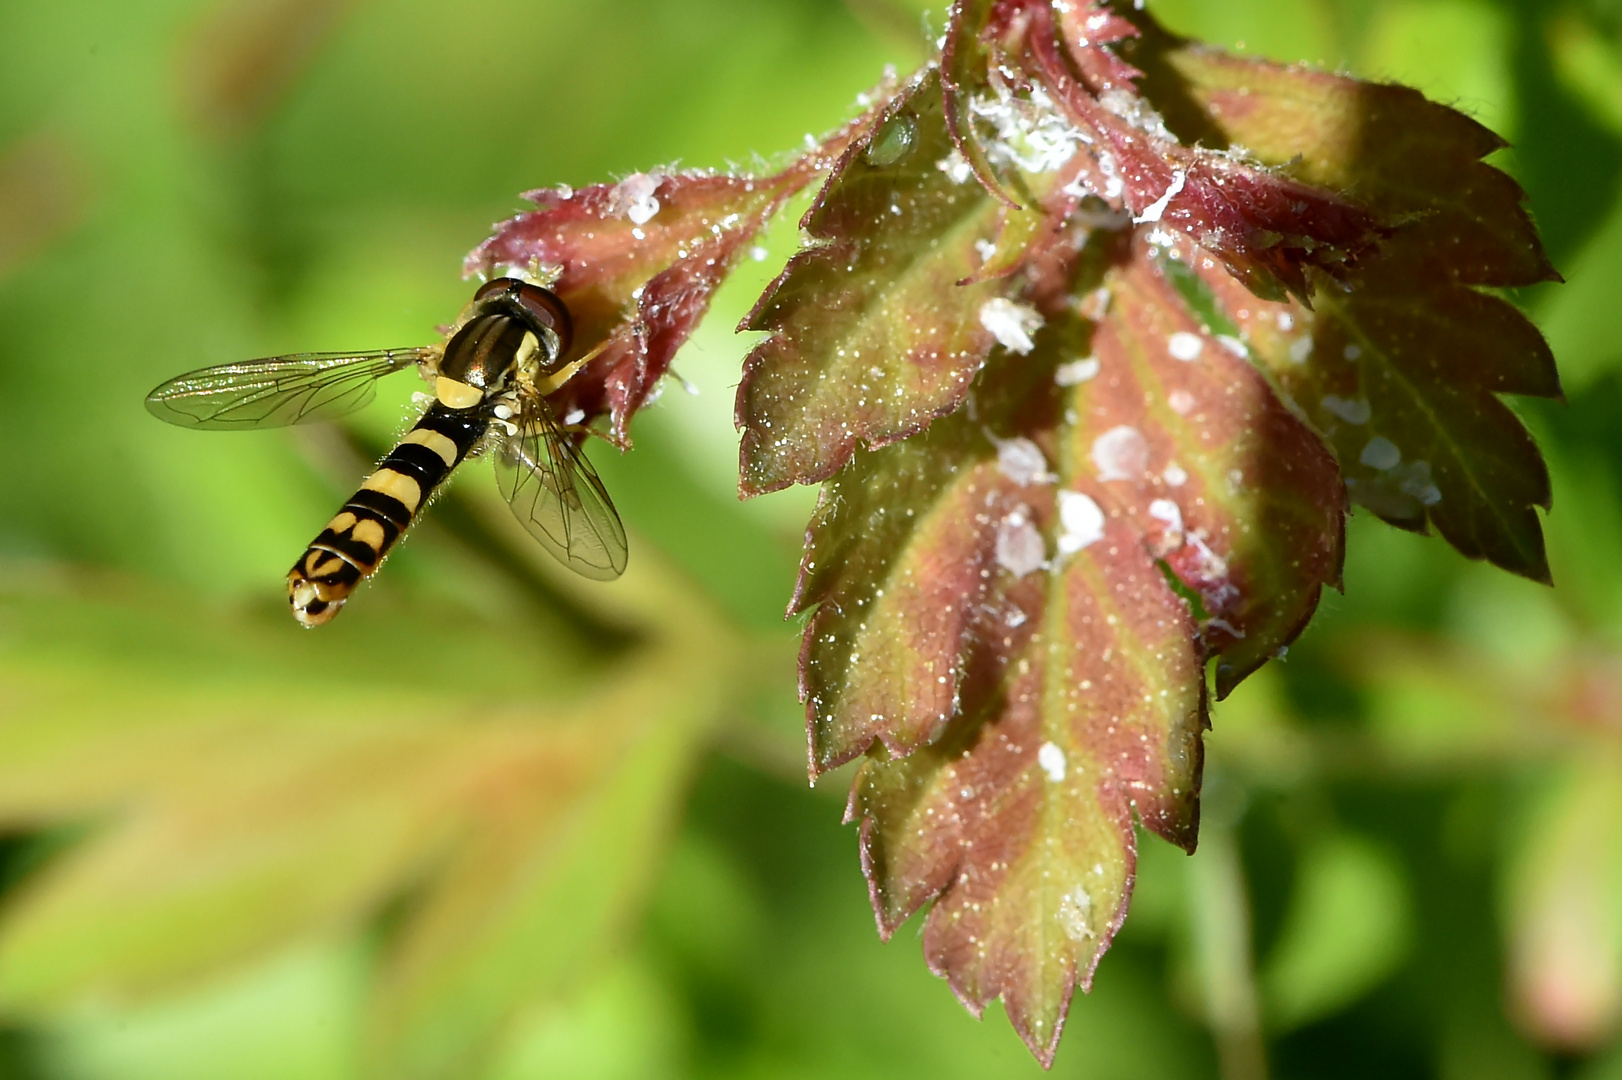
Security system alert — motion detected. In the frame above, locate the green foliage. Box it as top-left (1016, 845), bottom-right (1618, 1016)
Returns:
top-left (2, 0), bottom-right (1622, 1078)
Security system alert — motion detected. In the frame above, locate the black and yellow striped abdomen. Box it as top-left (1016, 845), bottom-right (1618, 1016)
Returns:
top-left (288, 403), bottom-right (487, 627)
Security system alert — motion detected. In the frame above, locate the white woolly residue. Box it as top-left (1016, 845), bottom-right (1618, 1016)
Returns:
top-left (979, 298), bottom-right (1044, 355)
top-left (996, 508), bottom-right (1047, 579)
top-left (969, 82), bottom-right (1084, 175)
top-left (993, 435), bottom-right (1055, 486)
top-left (1168, 331), bottom-right (1203, 362)
top-left (1321, 395), bottom-right (1371, 425)
top-left (1057, 490), bottom-right (1106, 555)
top-left (1058, 889), bottom-right (1095, 942)
top-left (1134, 168), bottom-right (1187, 224)
top-left (1092, 425), bottom-right (1149, 482)
top-left (612, 172), bottom-right (662, 225)
top-left (1098, 87), bottom-right (1174, 140)
top-left (937, 149), bottom-right (974, 184)
top-left (1397, 460), bottom-right (1442, 506)
top-left (1038, 741), bottom-right (1068, 782)
top-left (1149, 498), bottom-right (1184, 536)
top-left (1055, 357), bottom-right (1101, 386)
top-left (1361, 436), bottom-right (1401, 471)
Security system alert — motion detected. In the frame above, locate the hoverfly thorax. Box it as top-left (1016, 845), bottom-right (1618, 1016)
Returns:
top-left (436, 278), bottom-right (574, 410)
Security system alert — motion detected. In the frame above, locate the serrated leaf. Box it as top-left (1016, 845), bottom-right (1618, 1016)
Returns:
top-left (746, 2), bottom-right (1566, 1063)
top-left (464, 173), bottom-right (802, 447)
top-left (736, 2), bottom-right (1393, 499)
top-left (1159, 43), bottom-right (1556, 286)
top-left (465, 82), bottom-right (896, 445)
top-left (989, 1), bottom-right (1386, 301)
top-left (736, 66), bottom-right (1074, 496)
top-left (1046, 1), bottom-right (1143, 93)
top-left (1096, 245), bottom-right (1345, 698)
top-left (803, 224), bottom-right (1343, 1055)
top-left (833, 333), bottom-right (1210, 1062)
top-left (1159, 43), bottom-right (1561, 580)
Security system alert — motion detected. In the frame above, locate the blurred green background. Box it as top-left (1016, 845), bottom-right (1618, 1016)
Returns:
top-left (3, 0), bottom-right (1622, 1077)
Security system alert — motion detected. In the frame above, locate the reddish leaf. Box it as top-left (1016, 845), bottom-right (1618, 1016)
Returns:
top-left (1096, 244), bottom-right (1345, 698)
top-left (474, 1), bottom-right (1557, 1067)
top-left (739, 4), bottom-right (1389, 490)
top-left (465, 79), bottom-right (898, 445)
top-left (1048, 0), bottom-right (1142, 91)
top-left (760, 2), bottom-right (1574, 1057)
top-left (803, 313), bottom-right (1203, 1064)
top-left (1019, 0), bottom-right (1383, 302)
top-left (798, 215), bottom-right (1343, 1055)
top-left (1161, 44), bottom-right (1562, 580)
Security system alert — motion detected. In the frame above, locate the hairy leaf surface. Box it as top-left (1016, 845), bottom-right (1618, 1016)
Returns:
top-left (737, 67), bottom-right (1082, 495)
top-left (756, 0), bottom-right (1556, 1062)
top-left (466, 83), bottom-right (896, 445)
top-left (1162, 43), bottom-right (1562, 580)
top-left (800, 230), bottom-right (1343, 1056)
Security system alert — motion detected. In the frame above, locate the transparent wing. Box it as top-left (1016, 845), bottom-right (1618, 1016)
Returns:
top-left (144, 348), bottom-right (435, 430)
top-left (494, 398), bottom-right (628, 581)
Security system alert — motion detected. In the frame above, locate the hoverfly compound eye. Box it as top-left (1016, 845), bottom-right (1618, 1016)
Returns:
top-left (512, 283), bottom-right (573, 358)
top-left (474, 276), bottom-right (520, 302)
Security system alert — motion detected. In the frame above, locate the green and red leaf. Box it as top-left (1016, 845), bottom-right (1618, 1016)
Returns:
top-left (802, 224), bottom-right (1344, 1056)
top-left (1163, 43), bottom-right (1563, 579)
top-left (736, 66), bottom-right (1073, 495)
top-left (736, 0), bottom-right (1558, 1062)
top-left (466, 77), bottom-right (899, 445)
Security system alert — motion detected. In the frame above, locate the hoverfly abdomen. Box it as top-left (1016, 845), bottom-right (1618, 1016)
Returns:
top-left (288, 403), bottom-right (488, 627)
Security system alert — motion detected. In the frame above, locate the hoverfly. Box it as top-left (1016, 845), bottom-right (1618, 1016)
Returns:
top-left (145, 278), bottom-right (628, 627)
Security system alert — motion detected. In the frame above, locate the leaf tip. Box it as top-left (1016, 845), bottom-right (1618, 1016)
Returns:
top-left (1008, 984), bottom-right (1073, 1070)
